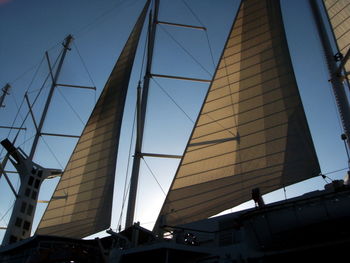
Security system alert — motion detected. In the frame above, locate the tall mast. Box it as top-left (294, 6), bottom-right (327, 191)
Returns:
top-left (125, 0), bottom-right (159, 228)
top-left (310, 0), bottom-right (350, 153)
top-left (28, 34), bottom-right (73, 160)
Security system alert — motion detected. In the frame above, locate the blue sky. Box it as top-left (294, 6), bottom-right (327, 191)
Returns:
top-left (0, 0), bottom-right (348, 241)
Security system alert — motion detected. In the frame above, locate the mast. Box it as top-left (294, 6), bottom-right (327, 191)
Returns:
top-left (125, 0), bottom-right (159, 228)
top-left (0, 84), bottom-right (11, 108)
top-left (310, 0), bottom-right (350, 153)
top-left (28, 34), bottom-right (73, 160)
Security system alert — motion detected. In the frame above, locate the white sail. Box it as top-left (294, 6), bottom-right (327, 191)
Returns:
top-left (323, 0), bottom-right (350, 71)
top-left (36, 1), bottom-right (150, 238)
top-left (155, 0), bottom-right (320, 229)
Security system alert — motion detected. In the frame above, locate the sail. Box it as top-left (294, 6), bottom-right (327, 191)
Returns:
top-left (323, 0), bottom-right (350, 71)
top-left (155, 0), bottom-right (320, 229)
top-left (36, 1), bottom-right (150, 238)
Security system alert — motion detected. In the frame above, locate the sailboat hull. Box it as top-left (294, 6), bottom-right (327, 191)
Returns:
top-left (107, 185), bottom-right (350, 263)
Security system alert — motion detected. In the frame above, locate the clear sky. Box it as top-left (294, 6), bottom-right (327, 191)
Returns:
top-left (0, 0), bottom-right (348, 242)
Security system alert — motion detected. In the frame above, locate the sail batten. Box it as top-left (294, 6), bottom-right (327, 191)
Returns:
top-left (155, 0), bottom-right (320, 230)
top-left (36, 1), bottom-right (150, 238)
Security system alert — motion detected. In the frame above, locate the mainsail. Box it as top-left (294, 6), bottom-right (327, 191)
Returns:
top-left (155, 0), bottom-right (320, 228)
top-left (36, 1), bottom-right (150, 238)
top-left (323, 0), bottom-right (350, 71)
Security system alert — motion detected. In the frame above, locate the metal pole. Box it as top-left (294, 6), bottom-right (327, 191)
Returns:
top-left (0, 83), bottom-right (11, 108)
top-left (125, 0), bottom-right (159, 228)
top-left (310, 0), bottom-right (350, 153)
top-left (28, 35), bottom-right (73, 160)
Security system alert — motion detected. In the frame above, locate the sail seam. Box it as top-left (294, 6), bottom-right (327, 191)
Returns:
top-left (218, 48), bottom-right (284, 76)
top-left (331, 10), bottom-right (350, 29)
top-left (223, 34), bottom-right (283, 62)
top-left (227, 26), bottom-right (275, 50)
top-left (334, 27), bottom-right (350, 44)
top-left (209, 69), bottom-right (290, 96)
top-left (205, 77), bottom-right (290, 107)
top-left (184, 133), bottom-right (288, 169)
top-left (219, 44), bottom-right (282, 72)
top-left (194, 105), bottom-right (294, 139)
top-left (201, 91), bottom-right (297, 121)
top-left (169, 161), bottom-right (318, 209)
top-left (229, 19), bottom-right (269, 40)
top-left (212, 58), bottom-right (288, 91)
top-left (327, 2), bottom-right (350, 20)
top-left (167, 169), bottom-right (301, 216)
top-left (183, 145), bottom-right (287, 172)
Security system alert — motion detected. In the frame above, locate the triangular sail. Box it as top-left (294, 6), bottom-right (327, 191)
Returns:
top-left (155, 0), bottom-right (320, 229)
top-left (36, 1), bottom-right (150, 238)
top-left (323, 0), bottom-right (350, 71)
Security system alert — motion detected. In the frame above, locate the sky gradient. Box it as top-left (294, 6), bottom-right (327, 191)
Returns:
top-left (0, 0), bottom-right (348, 241)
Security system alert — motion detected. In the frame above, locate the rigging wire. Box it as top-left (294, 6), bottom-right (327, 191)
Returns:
top-left (152, 78), bottom-right (194, 123)
top-left (8, 56), bottom-right (46, 87)
top-left (323, 166), bottom-right (348, 175)
top-left (0, 134), bottom-right (35, 161)
top-left (142, 157), bottom-right (166, 196)
top-left (11, 51), bottom-right (62, 145)
top-left (3, 0), bottom-right (141, 93)
top-left (159, 24), bottom-right (212, 77)
top-left (0, 201), bottom-right (15, 227)
top-left (40, 136), bottom-right (64, 169)
top-left (56, 88), bottom-right (85, 125)
top-left (72, 41), bottom-right (97, 88)
top-left (0, 51), bottom-right (61, 169)
top-left (74, 0), bottom-right (142, 38)
top-left (0, 54), bottom-right (49, 158)
top-left (180, 0), bottom-right (216, 68)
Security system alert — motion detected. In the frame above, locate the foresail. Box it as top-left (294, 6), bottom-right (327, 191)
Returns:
top-left (323, 0), bottom-right (350, 71)
top-left (36, 1), bottom-right (150, 238)
top-left (155, 0), bottom-right (320, 229)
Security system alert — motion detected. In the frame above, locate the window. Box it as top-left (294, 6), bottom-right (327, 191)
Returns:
top-left (38, 170), bottom-right (43, 177)
top-left (31, 167), bottom-right (37, 174)
top-left (34, 179), bottom-right (40, 189)
top-left (31, 191), bottom-right (37, 200)
top-left (20, 202), bottom-right (27, 213)
top-left (28, 176), bottom-right (34, 186)
top-left (15, 217), bottom-right (22, 227)
top-left (27, 205), bottom-right (34, 216)
top-left (9, 235), bottom-right (17, 244)
top-left (23, 221), bottom-right (30, 231)
top-left (25, 188), bottom-right (31, 197)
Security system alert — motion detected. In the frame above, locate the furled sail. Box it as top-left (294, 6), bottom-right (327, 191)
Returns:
top-left (36, 1), bottom-right (150, 238)
top-left (323, 0), bottom-right (350, 71)
top-left (155, 0), bottom-right (320, 229)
